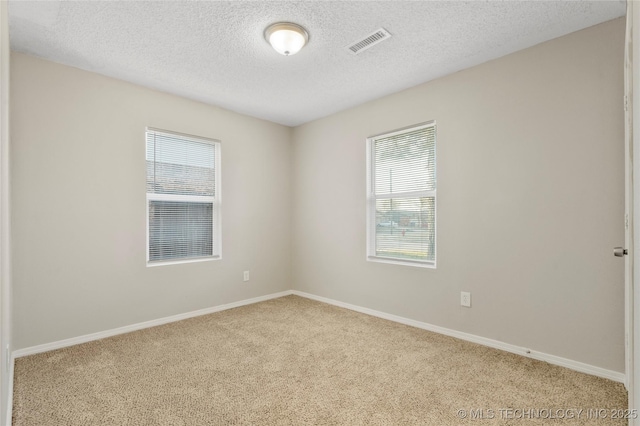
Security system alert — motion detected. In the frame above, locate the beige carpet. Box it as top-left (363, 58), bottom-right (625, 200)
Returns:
top-left (13, 295), bottom-right (627, 425)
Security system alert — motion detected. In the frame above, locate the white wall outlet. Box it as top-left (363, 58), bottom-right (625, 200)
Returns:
top-left (243, 271), bottom-right (250, 282)
top-left (461, 291), bottom-right (471, 308)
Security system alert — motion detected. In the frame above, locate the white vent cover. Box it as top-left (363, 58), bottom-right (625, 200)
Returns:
top-left (345, 28), bottom-right (391, 55)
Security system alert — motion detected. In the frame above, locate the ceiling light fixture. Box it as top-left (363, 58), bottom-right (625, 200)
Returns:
top-left (264, 22), bottom-right (309, 56)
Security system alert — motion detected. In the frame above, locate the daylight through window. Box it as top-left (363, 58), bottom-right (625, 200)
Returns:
top-left (146, 128), bottom-right (221, 264)
top-left (367, 122), bottom-right (436, 267)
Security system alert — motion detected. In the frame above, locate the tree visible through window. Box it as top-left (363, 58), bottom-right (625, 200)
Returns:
top-left (146, 128), bottom-right (221, 264)
top-left (367, 122), bottom-right (436, 267)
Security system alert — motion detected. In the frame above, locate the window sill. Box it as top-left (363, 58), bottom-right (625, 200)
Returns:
top-left (147, 255), bottom-right (221, 268)
top-left (367, 255), bottom-right (436, 269)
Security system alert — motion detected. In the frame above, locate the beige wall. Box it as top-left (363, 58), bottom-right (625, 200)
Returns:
top-left (292, 18), bottom-right (626, 372)
top-left (11, 53), bottom-right (292, 350)
top-left (10, 17), bottom-right (626, 373)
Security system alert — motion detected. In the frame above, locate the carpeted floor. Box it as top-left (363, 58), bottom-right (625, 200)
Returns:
top-left (12, 295), bottom-right (628, 425)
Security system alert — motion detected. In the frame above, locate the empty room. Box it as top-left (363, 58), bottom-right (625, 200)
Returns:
top-left (1, 0), bottom-right (639, 425)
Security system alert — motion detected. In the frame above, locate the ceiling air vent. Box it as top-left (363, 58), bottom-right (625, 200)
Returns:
top-left (345, 28), bottom-right (391, 55)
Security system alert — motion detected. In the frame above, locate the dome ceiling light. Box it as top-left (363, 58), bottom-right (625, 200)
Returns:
top-left (264, 22), bottom-right (309, 56)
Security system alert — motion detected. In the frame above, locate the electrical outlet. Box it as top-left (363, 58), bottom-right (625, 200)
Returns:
top-left (243, 271), bottom-right (250, 282)
top-left (460, 291), bottom-right (471, 308)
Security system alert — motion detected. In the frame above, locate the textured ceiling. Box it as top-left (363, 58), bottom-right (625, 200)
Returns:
top-left (9, 1), bottom-right (626, 127)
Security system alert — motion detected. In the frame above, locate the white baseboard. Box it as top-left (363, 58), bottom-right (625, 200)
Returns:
top-left (292, 290), bottom-right (626, 383)
top-left (13, 290), bottom-right (294, 358)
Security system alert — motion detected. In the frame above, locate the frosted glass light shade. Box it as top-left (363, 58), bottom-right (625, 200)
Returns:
top-left (265, 23), bottom-right (309, 56)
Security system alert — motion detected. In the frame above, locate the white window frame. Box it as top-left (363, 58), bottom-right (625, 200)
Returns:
top-left (366, 121), bottom-right (436, 268)
top-left (145, 127), bottom-right (222, 267)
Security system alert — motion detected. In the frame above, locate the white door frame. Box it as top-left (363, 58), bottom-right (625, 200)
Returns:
top-left (630, 2), bottom-right (640, 424)
top-left (0, 2), bottom-right (9, 425)
top-left (626, 0), bottom-right (634, 395)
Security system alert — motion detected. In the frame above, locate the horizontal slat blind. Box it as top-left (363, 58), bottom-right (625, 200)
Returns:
top-left (369, 122), bottom-right (436, 265)
top-left (374, 126), bottom-right (435, 195)
top-left (146, 132), bottom-right (216, 196)
top-left (148, 201), bottom-right (213, 261)
top-left (375, 197), bottom-right (435, 262)
top-left (146, 129), bottom-right (220, 263)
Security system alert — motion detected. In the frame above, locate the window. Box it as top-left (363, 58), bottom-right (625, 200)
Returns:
top-left (366, 122), bottom-right (436, 267)
top-left (146, 128), bottom-right (221, 265)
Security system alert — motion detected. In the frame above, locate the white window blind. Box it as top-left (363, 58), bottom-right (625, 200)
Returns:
top-left (367, 122), bottom-right (436, 267)
top-left (146, 128), bottom-right (221, 264)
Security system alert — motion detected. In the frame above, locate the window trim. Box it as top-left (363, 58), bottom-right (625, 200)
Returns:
top-left (366, 120), bottom-right (436, 269)
top-left (145, 127), bottom-right (222, 267)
